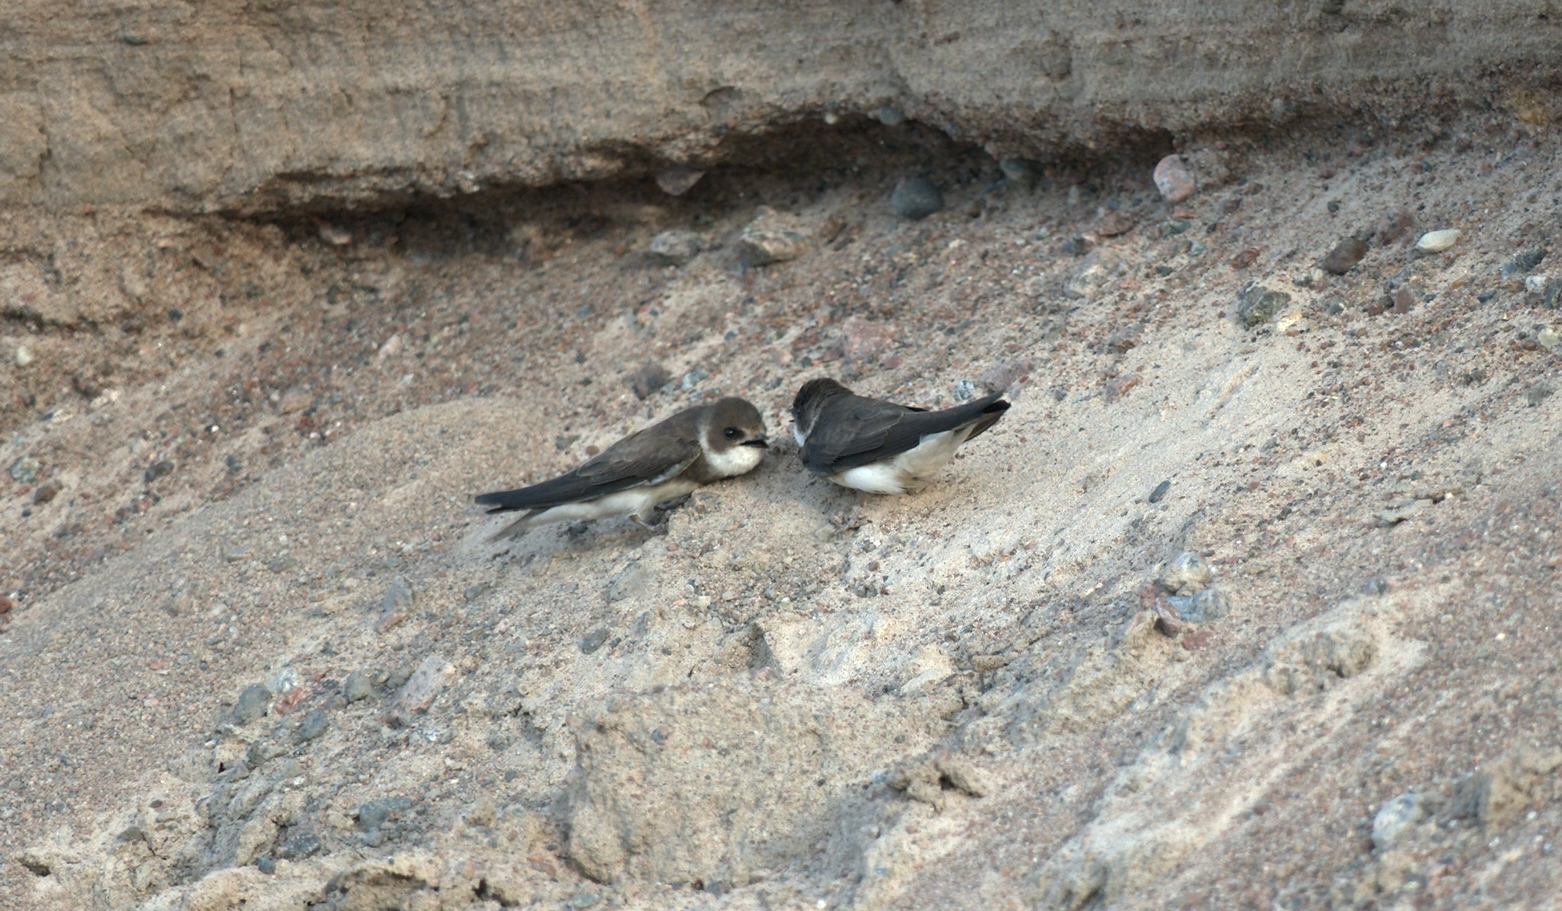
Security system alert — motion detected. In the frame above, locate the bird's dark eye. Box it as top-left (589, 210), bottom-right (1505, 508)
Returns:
top-left (723, 427), bottom-right (740, 439)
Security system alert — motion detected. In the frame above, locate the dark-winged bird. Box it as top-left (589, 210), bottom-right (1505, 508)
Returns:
top-left (791, 378), bottom-right (1009, 494)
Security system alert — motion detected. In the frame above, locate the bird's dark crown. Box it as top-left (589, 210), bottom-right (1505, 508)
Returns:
top-left (791, 377), bottom-right (851, 417)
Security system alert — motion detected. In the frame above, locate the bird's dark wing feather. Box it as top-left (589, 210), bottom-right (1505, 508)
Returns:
top-left (801, 392), bottom-right (1008, 475)
top-left (476, 429), bottom-right (701, 513)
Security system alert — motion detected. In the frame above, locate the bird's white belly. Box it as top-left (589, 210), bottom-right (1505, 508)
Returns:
top-left (529, 478), bottom-right (699, 525)
top-left (831, 428), bottom-right (968, 494)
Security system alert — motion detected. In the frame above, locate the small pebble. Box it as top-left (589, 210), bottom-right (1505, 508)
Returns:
top-left (1153, 155), bottom-right (1195, 203)
top-left (377, 576), bottom-right (416, 633)
top-left (144, 460), bottom-right (175, 483)
top-left (463, 581), bottom-right (492, 602)
top-left (14, 346), bottom-right (33, 367)
top-left (282, 832), bottom-right (322, 859)
top-left (9, 457), bottom-right (40, 485)
top-left (875, 106), bottom-right (906, 126)
top-left (1501, 248), bottom-right (1547, 279)
top-left (255, 857), bottom-right (277, 874)
top-left (246, 739), bottom-right (285, 768)
top-left (1415, 229), bottom-right (1460, 252)
top-left (318, 223), bottom-right (352, 246)
top-left (999, 159), bottom-right (1042, 191)
top-left (1372, 794), bottom-right (1426, 850)
top-left (1148, 480), bottom-right (1171, 503)
top-left (1236, 285), bottom-right (1292, 327)
top-left (736, 219), bottom-right (809, 267)
top-left (891, 178), bottom-right (944, 221)
top-left (1160, 552), bottom-right (1213, 595)
top-left (953, 379), bottom-right (978, 402)
top-left (342, 669), bottom-right (373, 703)
top-left (357, 797), bottom-right (413, 831)
top-left (294, 709), bottom-right (329, 744)
top-left (629, 363), bottom-right (671, 399)
top-left (232, 684), bottom-right (272, 725)
top-left (394, 655), bottom-right (455, 715)
top-left (1537, 327), bottom-right (1560, 351)
top-left (648, 230), bottom-right (705, 266)
top-left (580, 628), bottom-right (611, 654)
top-left (1178, 588), bottom-right (1229, 622)
top-left (1320, 236), bottom-right (1369, 275)
top-left (33, 480), bottom-right (62, 505)
top-left (655, 166), bottom-right (705, 197)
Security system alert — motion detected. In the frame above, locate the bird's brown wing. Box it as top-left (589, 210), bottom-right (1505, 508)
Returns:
top-left (476, 424), bottom-right (701, 513)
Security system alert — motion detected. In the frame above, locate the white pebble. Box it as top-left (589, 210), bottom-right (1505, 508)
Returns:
top-left (14, 345), bottom-right (32, 367)
top-left (1415, 229), bottom-right (1460, 253)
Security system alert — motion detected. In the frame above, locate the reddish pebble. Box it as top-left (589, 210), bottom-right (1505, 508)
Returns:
top-left (0, 595), bottom-right (12, 614)
top-left (1153, 155), bottom-right (1195, 203)
top-left (1104, 373), bottom-right (1141, 402)
top-left (585, 445), bottom-right (600, 456)
top-left (1231, 248), bottom-right (1260, 270)
top-left (273, 687), bottom-right (307, 715)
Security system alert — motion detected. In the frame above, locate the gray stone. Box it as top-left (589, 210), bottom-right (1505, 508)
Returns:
top-left (342, 669), bottom-right (373, 703)
top-left (281, 831), bottom-right (322, 859)
top-left (245, 739), bottom-right (285, 768)
top-left (580, 628), bottom-right (611, 654)
top-left (1148, 480), bottom-right (1171, 503)
top-left (891, 177), bottom-right (944, 220)
top-left (1236, 284), bottom-right (1291, 327)
top-left (232, 684), bottom-right (271, 725)
top-left (1500, 248), bottom-right (1546, 279)
top-left (629, 363), bottom-right (672, 399)
top-left (875, 105), bottom-right (907, 126)
top-left (1159, 552), bottom-right (1213, 595)
top-left (1320, 236), bottom-right (1368, 275)
top-left (8, 457), bottom-right (39, 485)
top-left (736, 225), bottom-right (808, 267)
top-left (295, 709), bottom-right (329, 743)
top-left (649, 230), bottom-right (706, 265)
top-left (655, 166), bottom-right (705, 196)
top-left (357, 796), bottom-right (414, 831)
top-left (378, 575), bottom-right (416, 632)
top-left (1169, 588), bottom-right (1229, 623)
top-left (1371, 793), bottom-right (1425, 850)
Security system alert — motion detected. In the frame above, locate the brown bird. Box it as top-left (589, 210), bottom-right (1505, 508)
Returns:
top-left (790, 378), bottom-right (1009, 494)
top-left (476, 397), bottom-right (768, 536)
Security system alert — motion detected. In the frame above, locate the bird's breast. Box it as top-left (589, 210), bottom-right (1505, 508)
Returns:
top-left (701, 443), bottom-right (765, 478)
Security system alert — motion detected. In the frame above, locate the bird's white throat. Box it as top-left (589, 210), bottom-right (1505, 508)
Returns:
top-left (704, 442), bottom-right (765, 478)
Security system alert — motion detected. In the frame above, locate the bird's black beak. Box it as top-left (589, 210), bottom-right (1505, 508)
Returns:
top-left (743, 435), bottom-right (769, 449)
